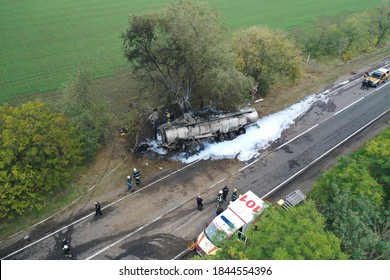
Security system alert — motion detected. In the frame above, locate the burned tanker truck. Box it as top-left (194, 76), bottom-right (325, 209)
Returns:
top-left (157, 108), bottom-right (259, 149)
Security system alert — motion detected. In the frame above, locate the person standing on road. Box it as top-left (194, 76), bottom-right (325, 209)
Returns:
top-left (363, 72), bottom-right (370, 90)
top-left (95, 201), bottom-right (102, 216)
top-left (216, 190), bottom-right (223, 208)
top-left (197, 195), bottom-right (203, 211)
top-left (365, 78), bottom-right (370, 90)
top-left (361, 78), bottom-right (367, 90)
top-left (127, 175), bottom-right (133, 192)
top-left (216, 207), bottom-right (224, 216)
top-left (133, 168), bottom-right (141, 185)
top-left (222, 185), bottom-right (229, 201)
top-left (231, 188), bottom-right (238, 202)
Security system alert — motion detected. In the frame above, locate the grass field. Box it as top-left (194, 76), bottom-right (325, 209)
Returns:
top-left (0, 0), bottom-right (384, 103)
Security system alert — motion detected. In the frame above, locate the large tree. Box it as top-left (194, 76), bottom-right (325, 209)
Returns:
top-left (0, 101), bottom-right (82, 219)
top-left (60, 69), bottom-right (112, 161)
top-left (121, 0), bottom-right (252, 113)
top-left (205, 201), bottom-right (347, 260)
top-left (232, 26), bottom-right (301, 99)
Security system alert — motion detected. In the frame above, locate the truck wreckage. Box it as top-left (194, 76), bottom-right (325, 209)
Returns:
top-left (157, 107), bottom-right (259, 149)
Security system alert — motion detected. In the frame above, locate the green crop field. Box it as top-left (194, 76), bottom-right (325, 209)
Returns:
top-left (0, 0), bottom-right (384, 103)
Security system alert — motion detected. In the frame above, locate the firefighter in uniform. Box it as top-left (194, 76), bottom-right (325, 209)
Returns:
top-left (216, 207), bottom-right (223, 216)
top-left (127, 175), bottom-right (133, 192)
top-left (120, 126), bottom-right (128, 136)
top-left (231, 188), bottom-right (238, 202)
top-left (165, 110), bottom-right (172, 123)
top-left (133, 168), bottom-right (141, 185)
top-left (197, 195), bottom-right (203, 211)
top-left (361, 78), bottom-right (368, 90)
top-left (216, 190), bottom-right (223, 208)
top-left (62, 238), bottom-right (72, 258)
top-left (362, 72), bottom-right (370, 90)
top-left (165, 109), bottom-right (174, 123)
top-left (94, 201), bottom-right (102, 216)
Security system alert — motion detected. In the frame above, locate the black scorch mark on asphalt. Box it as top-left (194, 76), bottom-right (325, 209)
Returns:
top-left (288, 160), bottom-right (300, 169)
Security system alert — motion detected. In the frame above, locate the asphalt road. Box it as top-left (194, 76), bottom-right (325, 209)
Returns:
top-left (1, 74), bottom-right (389, 260)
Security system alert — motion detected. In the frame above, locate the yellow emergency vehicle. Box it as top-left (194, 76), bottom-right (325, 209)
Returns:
top-left (368, 67), bottom-right (389, 87)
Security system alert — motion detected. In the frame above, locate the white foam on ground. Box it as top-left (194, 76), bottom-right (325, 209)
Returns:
top-left (144, 92), bottom-right (329, 162)
top-left (176, 92), bottom-right (329, 163)
top-left (333, 80), bottom-right (349, 88)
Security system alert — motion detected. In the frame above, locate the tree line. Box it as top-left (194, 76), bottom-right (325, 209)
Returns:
top-left (293, 5), bottom-right (390, 61)
top-left (200, 125), bottom-right (389, 260)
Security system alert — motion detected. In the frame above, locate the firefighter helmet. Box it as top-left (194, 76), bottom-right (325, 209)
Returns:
top-left (219, 190), bottom-right (223, 194)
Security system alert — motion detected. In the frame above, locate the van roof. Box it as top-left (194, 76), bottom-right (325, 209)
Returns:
top-left (213, 209), bottom-right (246, 235)
top-left (210, 191), bottom-right (267, 237)
top-left (228, 190), bottom-right (267, 224)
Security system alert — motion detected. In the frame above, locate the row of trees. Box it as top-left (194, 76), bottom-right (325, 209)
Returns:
top-left (201, 125), bottom-right (389, 260)
top-left (0, 71), bottom-right (111, 219)
top-left (294, 4), bottom-right (390, 60)
top-left (122, 0), bottom-right (390, 115)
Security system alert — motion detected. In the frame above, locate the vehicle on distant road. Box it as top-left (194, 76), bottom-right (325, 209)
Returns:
top-left (367, 67), bottom-right (389, 87)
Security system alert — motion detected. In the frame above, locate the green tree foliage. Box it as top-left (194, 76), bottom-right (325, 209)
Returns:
top-left (206, 201), bottom-right (346, 260)
top-left (337, 15), bottom-right (372, 60)
top-left (299, 18), bottom-right (371, 60)
top-left (297, 6), bottom-right (390, 60)
top-left (310, 153), bottom-right (389, 259)
top-left (232, 26), bottom-right (302, 98)
top-left (360, 127), bottom-right (390, 198)
top-left (60, 69), bottom-right (112, 161)
top-left (0, 101), bottom-right (82, 219)
top-left (370, 1), bottom-right (390, 47)
top-left (121, 0), bottom-right (252, 113)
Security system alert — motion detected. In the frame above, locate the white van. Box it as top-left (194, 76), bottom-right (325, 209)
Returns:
top-left (195, 190), bottom-right (268, 256)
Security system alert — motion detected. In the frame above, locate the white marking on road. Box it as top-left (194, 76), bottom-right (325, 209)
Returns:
top-left (334, 97), bottom-right (365, 116)
top-left (276, 124), bottom-right (319, 150)
top-left (261, 107), bottom-right (390, 200)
